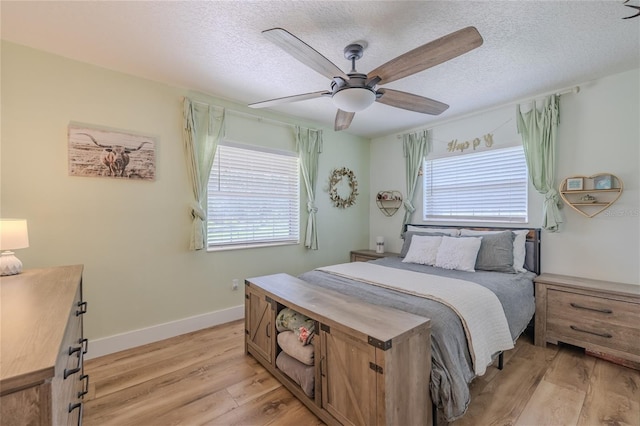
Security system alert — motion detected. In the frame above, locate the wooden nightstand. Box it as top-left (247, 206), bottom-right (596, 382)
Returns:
top-left (534, 273), bottom-right (640, 365)
top-left (350, 249), bottom-right (400, 262)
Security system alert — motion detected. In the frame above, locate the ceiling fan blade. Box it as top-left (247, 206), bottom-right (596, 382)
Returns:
top-left (263, 28), bottom-right (349, 80)
top-left (376, 89), bottom-right (449, 115)
top-left (335, 109), bottom-right (355, 131)
top-left (249, 91), bottom-right (330, 109)
top-left (368, 26), bottom-right (483, 85)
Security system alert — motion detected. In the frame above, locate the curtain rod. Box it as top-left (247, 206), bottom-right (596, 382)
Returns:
top-left (184, 97), bottom-right (317, 132)
top-left (518, 85), bottom-right (580, 104)
top-left (554, 86), bottom-right (581, 96)
top-left (227, 109), bottom-right (300, 130)
top-left (394, 85), bottom-right (581, 139)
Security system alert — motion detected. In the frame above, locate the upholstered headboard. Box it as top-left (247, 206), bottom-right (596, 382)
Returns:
top-left (402, 224), bottom-right (541, 275)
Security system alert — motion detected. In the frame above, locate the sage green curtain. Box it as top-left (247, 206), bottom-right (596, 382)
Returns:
top-left (516, 94), bottom-right (562, 232)
top-left (296, 126), bottom-right (323, 250)
top-left (182, 98), bottom-right (225, 250)
top-left (402, 130), bottom-right (432, 234)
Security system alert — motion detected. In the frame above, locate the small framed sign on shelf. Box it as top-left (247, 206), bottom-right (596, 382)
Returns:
top-left (566, 177), bottom-right (583, 191)
top-left (594, 174), bottom-right (612, 190)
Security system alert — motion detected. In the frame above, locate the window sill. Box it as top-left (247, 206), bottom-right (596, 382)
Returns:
top-left (207, 240), bottom-right (300, 252)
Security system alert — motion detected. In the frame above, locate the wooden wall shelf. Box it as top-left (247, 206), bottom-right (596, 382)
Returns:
top-left (559, 174), bottom-right (623, 218)
top-left (375, 190), bottom-right (403, 217)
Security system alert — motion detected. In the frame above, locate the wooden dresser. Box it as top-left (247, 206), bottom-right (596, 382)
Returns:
top-left (245, 273), bottom-right (431, 426)
top-left (534, 273), bottom-right (640, 364)
top-left (0, 265), bottom-right (88, 426)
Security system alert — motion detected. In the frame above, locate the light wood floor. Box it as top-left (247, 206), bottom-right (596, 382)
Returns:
top-left (84, 320), bottom-right (640, 426)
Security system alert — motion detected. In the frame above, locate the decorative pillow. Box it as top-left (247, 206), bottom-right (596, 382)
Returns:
top-left (402, 235), bottom-right (443, 266)
top-left (460, 229), bottom-right (529, 272)
top-left (406, 225), bottom-right (460, 236)
top-left (474, 231), bottom-right (515, 273)
top-left (523, 241), bottom-right (536, 272)
top-left (511, 230), bottom-right (529, 272)
top-left (400, 231), bottom-right (446, 257)
top-left (434, 236), bottom-right (482, 272)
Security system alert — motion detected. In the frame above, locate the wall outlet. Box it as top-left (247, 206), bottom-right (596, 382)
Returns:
top-left (231, 278), bottom-right (239, 291)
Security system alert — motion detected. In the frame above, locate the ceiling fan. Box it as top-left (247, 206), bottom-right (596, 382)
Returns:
top-left (249, 27), bottom-right (483, 131)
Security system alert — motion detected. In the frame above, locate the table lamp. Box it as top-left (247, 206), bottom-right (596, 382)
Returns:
top-left (0, 219), bottom-right (30, 276)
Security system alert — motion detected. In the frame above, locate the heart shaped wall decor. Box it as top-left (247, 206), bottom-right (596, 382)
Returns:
top-left (559, 173), bottom-right (623, 218)
top-left (376, 190), bottom-right (403, 217)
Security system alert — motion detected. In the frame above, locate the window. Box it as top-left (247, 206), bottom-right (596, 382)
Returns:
top-left (207, 142), bottom-right (300, 250)
top-left (423, 146), bottom-right (528, 223)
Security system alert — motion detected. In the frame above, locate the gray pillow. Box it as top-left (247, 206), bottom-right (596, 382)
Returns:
top-left (474, 231), bottom-right (515, 273)
top-left (400, 231), bottom-right (446, 257)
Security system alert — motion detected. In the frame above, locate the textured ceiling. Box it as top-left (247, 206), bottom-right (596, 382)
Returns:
top-left (1, 1), bottom-right (639, 138)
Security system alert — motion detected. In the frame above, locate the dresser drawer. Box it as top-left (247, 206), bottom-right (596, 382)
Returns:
top-left (547, 289), bottom-right (640, 355)
top-left (53, 286), bottom-right (87, 426)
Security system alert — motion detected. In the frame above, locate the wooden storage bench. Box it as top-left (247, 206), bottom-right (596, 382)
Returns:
top-left (245, 273), bottom-right (432, 426)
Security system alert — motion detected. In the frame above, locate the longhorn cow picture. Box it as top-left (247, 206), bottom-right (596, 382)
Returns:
top-left (68, 125), bottom-right (156, 180)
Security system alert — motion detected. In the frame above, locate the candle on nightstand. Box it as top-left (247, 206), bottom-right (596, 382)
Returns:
top-left (376, 236), bottom-right (384, 254)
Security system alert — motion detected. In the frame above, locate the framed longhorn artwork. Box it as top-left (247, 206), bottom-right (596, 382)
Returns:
top-left (68, 123), bottom-right (156, 181)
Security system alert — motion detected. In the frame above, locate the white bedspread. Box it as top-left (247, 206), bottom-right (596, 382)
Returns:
top-left (316, 262), bottom-right (514, 375)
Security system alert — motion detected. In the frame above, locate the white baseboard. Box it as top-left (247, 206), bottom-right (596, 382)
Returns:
top-left (86, 305), bottom-right (244, 360)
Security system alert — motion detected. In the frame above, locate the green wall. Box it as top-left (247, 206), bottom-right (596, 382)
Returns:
top-left (1, 41), bottom-right (370, 342)
top-left (369, 69), bottom-right (640, 285)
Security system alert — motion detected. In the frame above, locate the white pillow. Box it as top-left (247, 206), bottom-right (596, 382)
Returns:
top-left (402, 235), bottom-right (443, 266)
top-left (434, 236), bottom-right (482, 272)
top-left (406, 225), bottom-right (460, 236)
top-left (460, 229), bottom-right (528, 272)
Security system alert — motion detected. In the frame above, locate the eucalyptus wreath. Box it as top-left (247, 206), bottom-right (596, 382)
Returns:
top-left (328, 167), bottom-right (358, 208)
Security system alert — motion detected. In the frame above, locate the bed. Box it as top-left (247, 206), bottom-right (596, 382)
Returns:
top-left (298, 224), bottom-right (541, 422)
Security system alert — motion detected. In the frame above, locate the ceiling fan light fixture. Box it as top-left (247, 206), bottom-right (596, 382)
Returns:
top-left (332, 87), bottom-right (376, 112)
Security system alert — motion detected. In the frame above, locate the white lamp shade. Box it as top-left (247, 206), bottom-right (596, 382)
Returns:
top-left (332, 88), bottom-right (376, 112)
top-left (0, 219), bottom-right (30, 250)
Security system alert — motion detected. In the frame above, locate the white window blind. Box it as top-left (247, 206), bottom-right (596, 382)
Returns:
top-left (423, 146), bottom-right (528, 223)
top-left (207, 143), bottom-right (300, 249)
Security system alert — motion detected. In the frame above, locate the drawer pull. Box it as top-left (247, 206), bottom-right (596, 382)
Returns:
top-left (78, 374), bottom-right (90, 398)
top-left (570, 325), bottom-right (613, 339)
top-left (81, 337), bottom-right (89, 355)
top-left (76, 301), bottom-right (88, 316)
top-left (64, 350), bottom-right (84, 379)
top-left (69, 402), bottom-right (83, 426)
top-left (569, 302), bottom-right (612, 314)
top-left (69, 345), bottom-right (82, 356)
top-left (64, 365), bottom-right (81, 379)
top-left (68, 338), bottom-right (89, 356)
top-left (266, 322), bottom-right (271, 338)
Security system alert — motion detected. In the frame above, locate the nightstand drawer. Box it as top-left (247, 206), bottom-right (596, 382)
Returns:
top-left (534, 273), bottom-right (640, 365)
top-left (547, 316), bottom-right (640, 355)
top-left (547, 289), bottom-right (640, 355)
top-left (547, 289), bottom-right (640, 327)
top-left (352, 253), bottom-right (378, 262)
top-left (349, 250), bottom-right (399, 262)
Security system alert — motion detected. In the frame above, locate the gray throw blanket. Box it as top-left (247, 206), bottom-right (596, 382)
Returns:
top-left (298, 256), bottom-right (535, 421)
